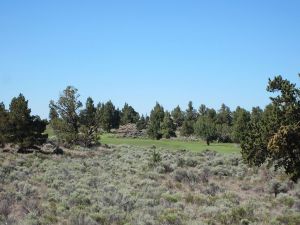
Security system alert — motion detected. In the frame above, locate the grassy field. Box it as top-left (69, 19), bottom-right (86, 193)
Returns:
top-left (101, 134), bottom-right (241, 154)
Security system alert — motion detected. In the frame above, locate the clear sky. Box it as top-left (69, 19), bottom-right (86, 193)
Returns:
top-left (0, 0), bottom-right (299, 118)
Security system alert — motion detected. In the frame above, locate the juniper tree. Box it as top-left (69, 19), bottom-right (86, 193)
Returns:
top-left (242, 75), bottom-right (300, 181)
top-left (147, 102), bottom-right (164, 139)
top-left (137, 114), bottom-right (148, 130)
top-left (180, 101), bottom-right (197, 136)
top-left (50, 86), bottom-right (82, 144)
top-left (0, 102), bottom-right (9, 147)
top-left (161, 111), bottom-right (176, 139)
top-left (97, 101), bottom-right (120, 132)
top-left (79, 97), bottom-right (99, 147)
top-left (8, 94), bottom-right (47, 148)
top-left (120, 103), bottom-right (139, 125)
top-left (194, 115), bottom-right (217, 145)
top-left (171, 105), bottom-right (184, 128)
top-left (231, 106), bottom-right (251, 143)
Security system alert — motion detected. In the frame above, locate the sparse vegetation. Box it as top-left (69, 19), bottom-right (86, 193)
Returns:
top-left (0, 75), bottom-right (299, 225)
top-left (1, 146), bottom-right (299, 225)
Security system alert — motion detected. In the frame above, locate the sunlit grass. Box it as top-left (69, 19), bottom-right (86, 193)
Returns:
top-left (100, 134), bottom-right (240, 154)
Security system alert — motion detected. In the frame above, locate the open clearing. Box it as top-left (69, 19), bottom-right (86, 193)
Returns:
top-left (1, 146), bottom-right (300, 225)
top-left (100, 134), bottom-right (240, 154)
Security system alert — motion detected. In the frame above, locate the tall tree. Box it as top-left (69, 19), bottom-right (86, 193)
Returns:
top-left (180, 101), bottom-right (197, 136)
top-left (231, 106), bottom-right (251, 143)
top-left (161, 111), bottom-right (176, 139)
top-left (50, 86), bottom-right (82, 144)
top-left (171, 105), bottom-right (184, 128)
top-left (242, 75), bottom-right (300, 181)
top-left (198, 104), bottom-right (207, 116)
top-left (97, 101), bottom-right (120, 132)
top-left (136, 114), bottom-right (148, 130)
top-left (0, 102), bottom-right (9, 147)
top-left (120, 103), bottom-right (139, 125)
top-left (216, 104), bottom-right (232, 126)
top-left (147, 102), bottom-right (164, 139)
top-left (9, 94), bottom-right (47, 148)
top-left (49, 100), bottom-right (59, 121)
top-left (186, 101), bottom-right (197, 121)
top-left (79, 97), bottom-right (99, 147)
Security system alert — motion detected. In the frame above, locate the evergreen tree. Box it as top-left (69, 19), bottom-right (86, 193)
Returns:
top-left (231, 106), bottom-right (251, 143)
top-left (147, 102), bottom-right (164, 139)
top-left (49, 100), bottom-right (59, 121)
top-left (9, 94), bottom-right (47, 148)
top-left (186, 101), bottom-right (197, 121)
top-left (216, 103), bottom-right (232, 126)
top-left (242, 75), bottom-right (300, 181)
top-left (171, 105), bottom-right (184, 128)
top-left (198, 104), bottom-right (207, 116)
top-left (50, 86), bottom-right (82, 144)
top-left (180, 101), bottom-right (197, 136)
top-left (120, 103), bottom-right (139, 125)
top-left (0, 102), bottom-right (9, 147)
top-left (250, 106), bottom-right (263, 123)
top-left (97, 101), bottom-right (120, 132)
top-left (180, 119), bottom-right (195, 137)
top-left (79, 97), bottom-right (99, 147)
top-left (161, 111), bottom-right (176, 139)
top-left (194, 115), bottom-right (217, 145)
top-left (137, 114), bottom-right (148, 130)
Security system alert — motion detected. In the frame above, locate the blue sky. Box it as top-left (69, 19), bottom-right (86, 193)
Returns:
top-left (0, 0), bottom-right (299, 118)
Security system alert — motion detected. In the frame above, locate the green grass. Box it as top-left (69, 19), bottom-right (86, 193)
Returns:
top-left (45, 126), bottom-right (240, 154)
top-left (101, 134), bottom-right (241, 154)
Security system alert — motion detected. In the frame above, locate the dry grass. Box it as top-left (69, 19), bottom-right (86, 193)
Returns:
top-left (0, 146), bottom-right (300, 225)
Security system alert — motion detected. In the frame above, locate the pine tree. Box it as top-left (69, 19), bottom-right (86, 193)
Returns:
top-left (198, 104), bottom-right (207, 116)
top-left (50, 86), bottom-right (82, 144)
top-left (120, 103), bottom-right (139, 125)
top-left (180, 101), bottom-right (197, 136)
top-left (0, 102), bottom-right (9, 147)
top-left (180, 119), bottom-right (194, 137)
top-left (79, 97), bottom-right (99, 147)
top-left (147, 102), bottom-right (164, 139)
top-left (194, 115), bottom-right (217, 145)
top-left (137, 114), bottom-right (147, 130)
top-left (9, 94), bottom-right (47, 148)
top-left (186, 101), bottom-right (197, 121)
top-left (49, 100), bottom-right (59, 121)
top-left (242, 75), bottom-right (300, 181)
top-left (231, 106), bottom-right (251, 143)
top-left (171, 105), bottom-right (184, 128)
top-left (161, 111), bottom-right (176, 139)
top-left (97, 101), bottom-right (120, 132)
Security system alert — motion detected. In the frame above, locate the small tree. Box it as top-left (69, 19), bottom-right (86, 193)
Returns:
top-left (161, 111), bottom-right (176, 139)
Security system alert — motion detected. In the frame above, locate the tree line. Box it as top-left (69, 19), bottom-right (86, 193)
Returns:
top-left (0, 75), bottom-right (299, 181)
